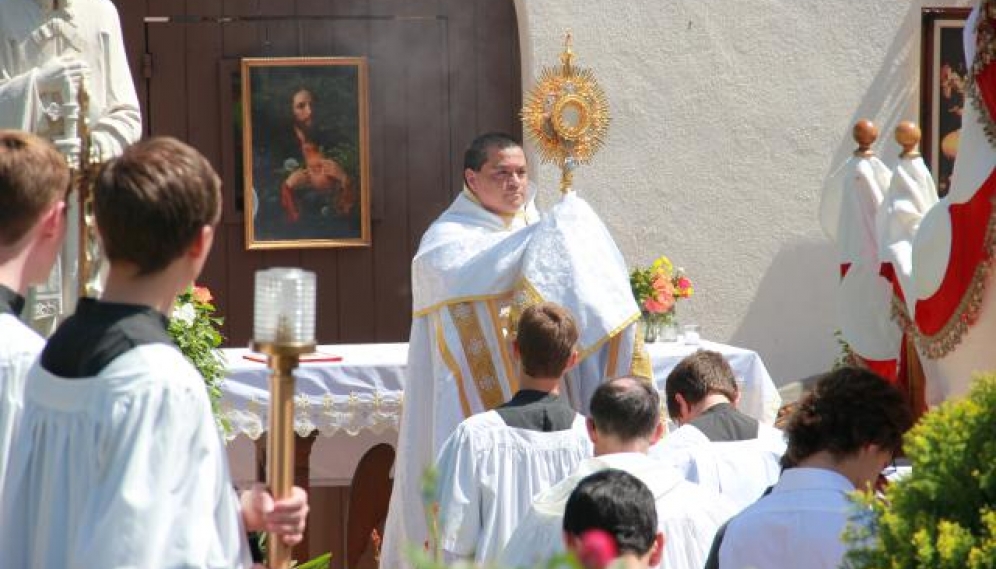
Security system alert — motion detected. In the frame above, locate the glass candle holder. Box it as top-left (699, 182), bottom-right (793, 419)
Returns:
top-left (253, 267), bottom-right (316, 344)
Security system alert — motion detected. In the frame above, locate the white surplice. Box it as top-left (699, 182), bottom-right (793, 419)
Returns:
top-left (650, 423), bottom-right (785, 510)
top-left (435, 411), bottom-right (591, 564)
top-left (717, 467), bottom-right (863, 569)
top-left (0, 344), bottom-right (252, 569)
top-left (498, 452), bottom-right (736, 569)
top-left (0, 313), bottom-right (44, 493)
top-left (381, 189), bottom-right (650, 568)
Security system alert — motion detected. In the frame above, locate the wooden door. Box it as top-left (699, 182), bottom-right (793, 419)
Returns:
top-left (116, 0), bottom-right (521, 346)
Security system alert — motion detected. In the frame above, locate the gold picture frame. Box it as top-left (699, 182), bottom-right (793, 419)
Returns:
top-left (241, 57), bottom-right (371, 249)
top-left (920, 8), bottom-right (972, 198)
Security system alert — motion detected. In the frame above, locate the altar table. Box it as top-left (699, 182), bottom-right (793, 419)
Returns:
top-left (220, 338), bottom-right (782, 471)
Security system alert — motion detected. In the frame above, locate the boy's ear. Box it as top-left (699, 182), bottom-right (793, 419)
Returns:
top-left (187, 225), bottom-right (215, 259)
top-left (565, 349), bottom-right (580, 371)
top-left (648, 532), bottom-right (665, 566)
top-left (41, 200), bottom-right (67, 238)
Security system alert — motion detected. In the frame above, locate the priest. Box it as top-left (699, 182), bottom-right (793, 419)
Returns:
top-left (379, 132), bottom-right (651, 568)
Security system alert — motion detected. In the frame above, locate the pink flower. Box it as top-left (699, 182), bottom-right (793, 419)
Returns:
top-left (578, 529), bottom-right (618, 569)
top-left (676, 277), bottom-right (692, 291)
top-left (643, 295), bottom-right (674, 314)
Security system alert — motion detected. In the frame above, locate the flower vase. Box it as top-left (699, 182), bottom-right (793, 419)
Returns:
top-left (660, 313), bottom-right (679, 342)
top-left (642, 309), bottom-right (678, 343)
top-left (642, 312), bottom-right (659, 343)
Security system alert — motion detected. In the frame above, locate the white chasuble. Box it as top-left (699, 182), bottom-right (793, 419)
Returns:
top-left (0, 344), bottom-right (252, 568)
top-left (380, 189), bottom-right (651, 569)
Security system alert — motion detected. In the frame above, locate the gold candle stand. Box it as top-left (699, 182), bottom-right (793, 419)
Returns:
top-left (251, 340), bottom-right (316, 569)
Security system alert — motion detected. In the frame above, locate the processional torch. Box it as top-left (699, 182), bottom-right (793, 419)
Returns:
top-left (251, 268), bottom-right (317, 569)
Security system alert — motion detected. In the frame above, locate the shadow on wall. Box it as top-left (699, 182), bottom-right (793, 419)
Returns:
top-left (728, 239), bottom-right (840, 388)
top-left (826, 0), bottom-right (923, 177)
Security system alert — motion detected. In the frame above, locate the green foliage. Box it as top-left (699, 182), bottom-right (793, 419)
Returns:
top-left (294, 552), bottom-right (332, 569)
top-left (832, 329), bottom-right (855, 370)
top-left (167, 285), bottom-right (228, 432)
top-left (844, 373), bottom-right (996, 569)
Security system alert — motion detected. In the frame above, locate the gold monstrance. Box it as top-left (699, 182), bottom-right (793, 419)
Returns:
top-left (522, 31), bottom-right (610, 193)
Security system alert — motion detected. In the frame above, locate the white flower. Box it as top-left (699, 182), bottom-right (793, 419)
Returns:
top-left (172, 302), bottom-right (196, 325)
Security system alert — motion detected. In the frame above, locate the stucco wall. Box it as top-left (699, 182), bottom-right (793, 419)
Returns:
top-left (513, 0), bottom-right (974, 386)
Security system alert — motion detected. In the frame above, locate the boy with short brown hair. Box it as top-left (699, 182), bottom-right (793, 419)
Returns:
top-left (0, 136), bottom-right (307, 568)
top-left (0, 129), bottom-right (70, 491)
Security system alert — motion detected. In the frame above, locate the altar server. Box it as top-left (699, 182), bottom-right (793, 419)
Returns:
top-left (650, 350), bottom-right (784, 509)
top-left (714, 367), bottom-right (912, 569)
top-left (435, 302), bottom-right (592, 564)
top-left (0, 130), bottom-right (69, 492)
top-left (500, 376), bottom-right (735, 569)
top-left (381, 132), bottom-right (651, 567)
top-left (0, 137), bottom-right (307, 568)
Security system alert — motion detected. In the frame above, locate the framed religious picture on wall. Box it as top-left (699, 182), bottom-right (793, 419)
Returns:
top-left (921, 7), bottom-right (972, 198)
top-left (241, 57), bottom-right (371, 249)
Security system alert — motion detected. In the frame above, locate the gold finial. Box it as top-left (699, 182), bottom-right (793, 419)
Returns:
top-left (852, 119), bottom-right (878, 158)
top-left (560, 30), bottom-right (574, 72)
top-left (522, 30), bottom-right (609, 193)
top-left (895, 121), bottom-right (922, 159)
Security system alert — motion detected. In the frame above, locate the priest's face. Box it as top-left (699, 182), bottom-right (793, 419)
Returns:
top-left (465, 145), bottom-right (528, 215)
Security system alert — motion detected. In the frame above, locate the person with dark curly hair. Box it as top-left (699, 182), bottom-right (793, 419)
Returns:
top-left (709, 366), bottom-right (913, 569)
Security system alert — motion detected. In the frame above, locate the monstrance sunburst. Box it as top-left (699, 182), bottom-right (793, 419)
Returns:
top-left (522, 31), bottom-right (610, 193)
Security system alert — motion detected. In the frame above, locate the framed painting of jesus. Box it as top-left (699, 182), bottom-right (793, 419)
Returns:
top-left (241, 57), bottom-right (371, 249)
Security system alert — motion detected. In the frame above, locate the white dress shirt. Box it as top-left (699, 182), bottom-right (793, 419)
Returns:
top-left (718, 467), bottom-right (864, 569)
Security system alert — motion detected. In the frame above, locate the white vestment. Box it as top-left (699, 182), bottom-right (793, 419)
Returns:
top-left (435, 411), bottom-right (591, 564)
top-left (650, 423), bottom-right (785, 510)
top-left (0, 0), bottom-right (142, 332)
top-left (381, 189), bottom-right (650, 568)
top-left (718, 467), bottom-right (863, 569)
top-left (0, 344), bottom-right (252, 568)
top-left (0, 313), bottom-right (44, 493)
top-left (499, 452), bottom-right (736, 569)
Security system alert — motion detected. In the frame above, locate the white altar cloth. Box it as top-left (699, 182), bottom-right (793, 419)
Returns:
top-left (220, 339), bottom-right (780, 442)
top-left (221, 339), bottom-right (780, 485)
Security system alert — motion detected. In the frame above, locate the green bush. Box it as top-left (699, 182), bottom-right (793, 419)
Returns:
top-left (844, 373), bottom-right (996, 569)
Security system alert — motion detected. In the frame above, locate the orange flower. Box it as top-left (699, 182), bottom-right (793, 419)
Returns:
top-left (192, 285), bottom-right (213, 304)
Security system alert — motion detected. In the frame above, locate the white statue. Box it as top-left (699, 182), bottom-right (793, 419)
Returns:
top-left (0, 0), bottom-right (142, 334)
